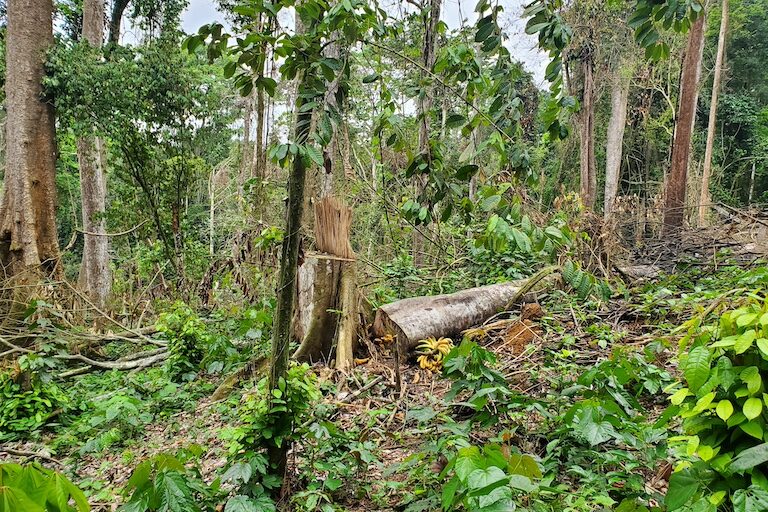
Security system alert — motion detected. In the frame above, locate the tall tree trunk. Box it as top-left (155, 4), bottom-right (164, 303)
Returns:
top-left (267, 74), bottom-right (314, 481)
top-left (663, 13), bottom-right (706, 233)
top-left (412, 0), bottom-right (441, 267)
top-left (254, 86), bottom-right (266, 181)
top-left (78, 0), bottom-right (111, 310)
top-left (238, 93), bottom-right (253, 202)
top-left (603, 70), bottom-right (631, 220)
top-left (0, 0), bottom-right (59, 276)
top-left (266, 6), bottom-right (318, 482)
top-left (579, 55), bottom-right (597, 209)
top-left (698, 0), bottom-right (728, 226)
top-left (108, 0), bottom-right (131, 45)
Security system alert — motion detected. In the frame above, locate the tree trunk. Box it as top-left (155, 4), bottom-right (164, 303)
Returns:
top-left (108, 0), bottom-right (131, 45)
top-left (412, 0), bottom-right (442, 267)
top-left (604, 71), bottom-right (631, 220)
top-left (238, 92), bottom-right (253, 202)
top-left (0, 0), bottom-right (59, 277)
top-left (663, 13), bottom-right (706, 233)
top-left (699, 0), bottom-right (728, 226)
top-left (579, 55), bottom-right (597, 209)
top-left (267, 66), bottom-right (315, 478)
top-left (372, 276), bottom-right (550, 351)
top-left (78, 0), bottom-right (111, 310)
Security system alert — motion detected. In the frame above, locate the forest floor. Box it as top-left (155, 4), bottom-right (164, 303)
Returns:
top-left (2, 219), bottom-right (767, 510)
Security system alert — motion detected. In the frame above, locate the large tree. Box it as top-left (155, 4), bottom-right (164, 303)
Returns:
top-left (0, 0), bottom-right (59, 275)
top-left (663, 12), bottom-right (706, 232)
top-left (699, 0), bottom-right (728, 225)
top-left (77, 0), bottom-right (111, 309)
top-left (412, 0), bottom-right (442, 266)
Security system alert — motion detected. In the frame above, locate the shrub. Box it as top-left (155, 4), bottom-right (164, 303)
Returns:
top-left (667, 296), bottom-right (768, 510)
top-left (157, 302), bottom-right (209, 381)
top-left (0, 356), bottom-right (68, 439)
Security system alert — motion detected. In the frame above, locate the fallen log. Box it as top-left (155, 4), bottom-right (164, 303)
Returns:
top-left (372, 267), bottom-right (557, 350)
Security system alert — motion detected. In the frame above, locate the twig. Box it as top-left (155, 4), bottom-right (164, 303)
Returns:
top-left (339, 375), bottom-right (385, 404)
top-left (502, 266), bottom-right (559, 311)
top-left (61, 280), bottom-right (166, 346)
top-left (75, 220), bottom-right (149, 237)
top-left (0, 448), bottom-right (62, 466)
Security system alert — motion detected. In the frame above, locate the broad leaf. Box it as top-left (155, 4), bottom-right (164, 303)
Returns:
top-left (684, 346), bottom-right (711, 392)
top-left (666, 470), bottom-right (699, 510)
top-left (731, 444), bottom-right (768, 472)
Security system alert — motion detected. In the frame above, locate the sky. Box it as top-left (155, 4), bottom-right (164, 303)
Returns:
top-left (179, 0), bottom-right (548, 84)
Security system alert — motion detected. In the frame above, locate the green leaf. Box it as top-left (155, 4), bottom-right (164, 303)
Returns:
top-left (738, 313), bottom-right (759, 328)
top-left (579, 419), bottom-right (616, 446)
top-left (304, 145), bottom-right (324, 167)
top-left (222, 462), bottom-right (252, 484)
top-left (445, 113), bottom-right (466, 129)
top-left (745, 398), bottom-right (764, 420)
top-left (757, 338), bottom-right (768, 358)
top-left (741, 420), bottom-right (764, 439)
top-left (731, 444), bottom-right (768, 472)
top-left (0, 486), bottom-right (45, 512)
top-left (225, 495), bottom-right (267, 512)
top-left (733, 486), bottom-right (768, 512)
top-left (684, 346), bottom-right (712, 392)
top-left (362, 73), bottom-right (380, 84)
top-left (671, 387), bottom-right (690, 405)
top-left (716, 400), bottom-right (734, 420)
top-left (156, 471), bottom-right (200, 512)
top-left (456, 164), bottom-right (479, 181)
top-left (442, 477), bottom-right (460, 510)
top-left (742, 366), bottom-right (763, 395)
top-left (507, 453), bottom-right (542, 479)
top-left (466, 467), bottom-right (508, 496)
top-left (666, 470), bottom-right (699, 510)
top-left (735, 331), bottom-right (757, 354)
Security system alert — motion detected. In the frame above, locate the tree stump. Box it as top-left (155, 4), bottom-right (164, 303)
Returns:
top-left (292, 197), bottom-right (358, 369)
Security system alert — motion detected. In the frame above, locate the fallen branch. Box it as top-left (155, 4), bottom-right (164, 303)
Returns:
top-left (0, 448), bottom-right (62, 466)
top-left (54, 351), bottom-right (167, 370)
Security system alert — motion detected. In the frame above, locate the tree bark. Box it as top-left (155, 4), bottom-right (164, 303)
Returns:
top-left (412, 0), bottom-right (442, 267)
top-left (293, 197), bottom-right (357, 369)
top-left (78, 0), bottom-right (111, 310)
top-left (108, 0), bottom-right (131, 45)
top-left (663, 13), bottom-right (706, 233)
top-left (0, 0), bottom-right (59, 276)
top-left (372, 276), bottom-right (549, 351)
top-left (267, 67), bottom-right (315, 478)
top-left (604, 70), bottom-right (631, 220)
top-left (698, 0), bottom-right (728, 226)
top-left (579, 55), bottom-right (597, 209)
top-left (238, 92), bottom-right (253, 201)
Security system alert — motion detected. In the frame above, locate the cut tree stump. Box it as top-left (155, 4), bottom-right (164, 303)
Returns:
top-left (372, 268), bottom-right (557, 351)
top-left (292, 197), bottom-right (359, 369)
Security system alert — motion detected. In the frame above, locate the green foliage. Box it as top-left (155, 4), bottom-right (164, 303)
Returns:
top-left (561, 260), bottom-right (612, 301)
top-left (291, 419), bottom-right (380, 511)
top-left (74, 394), bottom-right (153, 455)
top-left (667, 296), bottom-right (768, 510)
top-left (442, 339), bottom-right (524, 425)
top-left (0, 463), bottom-right (89, 512)
top-left (440, 443), bottom-right (542, 511)
top-left (0, 356), bottom-right (68, 439)
top-left (157, 302), bottom-right (212, 381)
top-left (120, 450), bottom-right (219, 512)
top-left (230, 363), bottom-right (321, 454)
